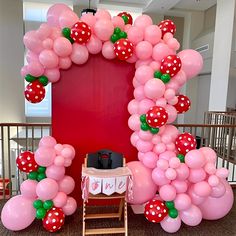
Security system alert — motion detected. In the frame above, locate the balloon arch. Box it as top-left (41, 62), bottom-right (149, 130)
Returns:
top-left (1, 3), bottom-right (234, 234)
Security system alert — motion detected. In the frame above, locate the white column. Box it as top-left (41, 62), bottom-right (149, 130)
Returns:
top-left (208, 0), bottom-right (235, 111)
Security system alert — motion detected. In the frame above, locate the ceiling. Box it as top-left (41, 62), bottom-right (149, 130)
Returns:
top-left (174, 0), bottom-right (217, 11)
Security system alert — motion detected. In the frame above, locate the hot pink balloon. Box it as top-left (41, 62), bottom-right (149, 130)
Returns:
top-left (45, 68), bottom-right (60, 83)
top-left (144, 78), bottom-right (165, 100)
top-left (135, 65), bottom-right (153, 84)
top-left (174, 193), bottom-right (191, 211)
top-left (86, 35), bottom-right (102, 54)
top-left (39, 136), bottom-right (57, 148)
top-left (112, 16), bottom-right (125, 30)
top-left (160, 215), bottom-right (181, 233)
top-left (36, 178), bottom-right (58, 201)
top-left (142, 151), bottom-right (158, 169)
top-left (23, 31), bottom-right (43, 53)
top-left (20, 179), bottom-right (38, 199)
top-left (136, 139), bottom-right (153, 153)
top-left (138, 99), bottom-right (155, 114)
top-left (159, 184), bottom-right (176, 201)
top-left (1, 195), bottom-right (35, 231)
top-left (127, 161), bottom-right (157, 204)
top-left (138, 152), bottom-right (144, 161)
top-left (152, 43), bottom-right (173, 62)
top-left (128, 114), bottom-right (140, 131)
top-left (39, 49), bottom-right (59, 69)
top-left (27, 61), bottom-right (44, 77)
top-left (35, 147), bottom-right (56, 167)
top-left (188, 168), bottom-right (207, 183)
top-left (71, 44), bottom-right (89, 65)
top-left (102, 41), bottom-right (116, 59)
top-left (53, 37), bottom-right (72, 57)
top-left (58, 175), bottom-right (75, 195)
top-left (194, 181), bottom-right (211, 197)
top-left (135, 41), bottom-right (153, 60)
top-left (134, 15), bottom-right (153, 31)
top-left (144, 25), bottom-right (162, 45)
top-left (46, 165), bottom-right (65, 181)
top-left (94, 19), bottom-right (114, 41)
top-left (59, 57), bottom-right (72, 70)
top-left (62, 197), bottom-right (77, 216)
top-left (53, 192), bottom-right (67, 208)
top-left (59, 10), bottom-right (79, 28)
top-left (180, 204), bottom-right (202, 226)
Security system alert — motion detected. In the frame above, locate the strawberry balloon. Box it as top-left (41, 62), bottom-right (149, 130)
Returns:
top-left (70, 22), bottom-right (91, 44)
top-left (16, 151), bottom-right (38, 173)
top-left (175, 133), bottom-right (197, 155)
top-left (118, 12), bottom-right (133, 25)
top-left (114, 39), bottom-right (134, 60)
top-left (160, 55), bottom-right (182, 77)
top-left (24, 80), bottom-right (45, 103)
top-left (146, 106), bottom-right (168, 128)
top-left (145, 200), bottom-right (168, 223)
top-left (174, 94), bottom-right (191, 113)
top-left (158, 19), bottom-right (176, 37)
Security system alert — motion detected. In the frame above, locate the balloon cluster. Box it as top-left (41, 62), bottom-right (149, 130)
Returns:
top-left (1, 136), bottom-right (77, 232)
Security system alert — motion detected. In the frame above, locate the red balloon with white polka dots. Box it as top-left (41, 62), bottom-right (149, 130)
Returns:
top-left (146, 106), bottom-right (168, 128)
top-left (144, 199), bottom-right (168, 223)
top-left (43, 207), bottom-right (65, 232)
top-left (175, 133), bottom-right (197, 155)
top-left (70, 21), bottom-right (91, 44)
top-left (160, 55), bottom-right (182, 77)
top-left (16, 151), bottom-right (38, 173)
top-left (114, 39), bottom-right (134, 60)
top-left (158, 19), bottom-right (176, 37)
top-left (24, 80), bottom-right (45, 104)
top-left (174, 94), bottom-right (191, 113)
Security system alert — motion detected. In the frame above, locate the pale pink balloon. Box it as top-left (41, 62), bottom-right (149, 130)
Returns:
top-left (128, 99), bottom-right (139, 114)
top-left (208, 175), bottom-right (220, 187)
top-left (62, 197), bottom-right (77, 215)
top-left (61, 147), bottom-right (74, 159)
top-left (39, 136), bottom-right (57, 148)
top-left (1, 195), bottom-right (35, 231)
top-left (176, 163), bottom-right (189, 180)
top-left (102, 41), bottom-right (116, 59)
top-left (59, 57), bottom-right (72, 70)
top-left (53, 192), bottom-right (67, 208)
top-left (166, 143), bottom-right (176, 151)
top-left (50, 27), bottom-right (61, 40)
top-left (21, 65), bottom-right (29, 77)
top-left (164, 125), bottom-right (179, 140)
top-left (43, 38), bottom-right (53, 49)
top-left (164, 88), bottom-right (175, 100)
top-left (53, 37), bottom-right (72, 57)
top-left (149, 61), bottom-right (161, 70)
top-left (215, 168), bottom-right (229, 179)
top-left (167, 38), bottom-right (180, 51)
top-left (188, 168), bottom-right (206, 183)
top-left (128, 114), bottom-right (140, 132)
top-left (138, 152), bottom-right (145, 161)
top-left (168, 96), bottom-right (178, 105)
top-left (127, 26), bottom-right (144, 45)
top-left (35, 147), bottom-right (56, 167)
top-left (172, 70), bottom-right (187, 86)
top-left (156, 98), bottom-right (167, 107)
top-left (59, 10), bottom-right (79, 28)
top-left (136, 139), bottom-right (153, 153)
top-left (165, 105), bottom-right (177, 123)
top-left (171, 180), bottom-right (188, 193)
top-left (152, 43), bottom-right (173, 62)
top-left (94, 19), bottom-right (114, 41)
top-left (86, 35), bottom-right (102, 54)
top-left (134, 86), bottom-right (145, 101)
top-left (199, 147), bottom-right (217, 164)
top-left (130, 132), bottom-right (139, 147)
top-left (156, 159), bottom-right (169, 170)
top-left (169, 157), bottom-right (181, 169)
top-left (165, 168), bottom-right (177, 180)
top-left (163, 32), bottom-right (173, 42)
top-left (135, 58), bottom-right (152, 69)
top-left (135, 65), bottom-right (153, 84)
top-left (134, 15), bottom-right (153, 31)
top-left (152, 134), bottom-right (161, 144)
top-left (26, 51), bottom-right (40, 63)
top-left (112, 16), bottom-right (125, 30)
top-left (127, 161), bottom-right (158, 204)
top-left (144, 25), bottom-right (162, 45)
top-left (204, 162), bottom-right (216, 175)
top-left (159, 151), bottom-right (176, 161)
top-left (54, 155), bottom-right (65, 166)
top-left (126, 52), bottom-right (138, 63)
top-left (185, 150), bottom-right (206, 169)
top-left (180, 204), bottom-right (202, 226)
top-left (138, 99), bottom-right (155, 114)
top-left (58, 175), bottom-right (75, 195)
top-left (161, 134), bottom-right (172, 144)
top-left (210, 181), bottom-right (226, 198)
top-left (80, 14), bottom-right (96, 32)
top-left (27, 61), bottom-right (44, 77)
top-left (46, 165), bottom-right (65, 181)
top-left (64, 158), bottom-right (72, 167)
top-left (135, 41), bottom-right (153, 60)
top-left (54, 143), bottom-right (64, 155)
top-left (144, 78), bottom-right (165, 100)
top-left (71, 44), bottom-right (89, 65)
top-left (36, 178), bottom-right (58, 201)
top-left (95, 9), bottom-right (111, 20)
top-left (160, 215), bottom-right (181, 233)
top-left (153, 143), bottom-right (166, 154)
top-left (178, 49), bottom-right (203, 79)
top-left (20, 180), bottom-right (38, 199)
top-left (174, 193), bottom-right (191, 211)
top-left (124, 24), bottom-right (132, 32)
top-left (194, 181), bottom-right (211, 197)
top-left (138, 130), bottom-right (153, 141)
top-left (36, 23), bottom-right (52, 40)
top-left (142, 151), bottom-right (158, 169)
top-left (45, 68), bottom-right (60, 83)
top-left (23, 31), bottom-right (43, 53)
top-left (63, 144), bottom-right (76, 159)
top-left (159, 184), bottom-right (176, 201)
top-left (188, 186), bottom-right (206, 205)
top-left (39, 49), bottom-right (59, 68)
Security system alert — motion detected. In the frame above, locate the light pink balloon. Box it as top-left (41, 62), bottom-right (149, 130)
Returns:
top-left (127, 26), bottom-right (144, 45)
top-left (164, 88), bottom-right (175, 100)
top-left (210, 181), bottom-right (226, 198)
top-left (167, 38), bottom-right (180, 51)
top-left (178, 49), bottom-right (203, 79)
top-left (160, 215), bottom-right (181, 233)
top-left (204, 162), bottom-right (216, 175)
top-left (188, 186), bottom-right (206, 205)
top-left (159, 151), bottom-right (176, 161)
top-left (134, 86), bottom-right (145, 101)
top-left (172, 70), bottom-right (187, 86)
top-left (81, 14), bottom-right (96, 32)
top-left (168, 96), bottom-right (178, 105)
top-left (165, 105), bottom-right (177, 123)
top-left (39, 49), bottom-right (59, 68)
top-left (138, 130), bottom-right (153, 141)
top-left (135, 65), bottom-right (153, 84)
top-left (152, 43), bottom-right (173, 62)
top-left (124, 24), bottom-right (132, 32)
top-left (149, 61), bottom-right (161, 70)
top-left (144, 78), bottom-right (165, 100)
top-left (26, 51), bottom-right (39, 63)
top-left (61, 147), bottom-right (75, 159)
top-left (176, 163), bottom-right (190, 180)
top-left (71, 44), bottom-right (89, 65)
top-left (1, 195), bottom-right (35, 231)
top-left (164, 125), bottom-right (179, 140)
top-left (39, 136), bottom-right (57, 148)
top-left (138, 99), bottom-right (155, 114)
top-left (165, 168), bottom-right (177, 180)
top-left (130, 132), bottom-right (139, 147)
top-left (86, 35), bottom-right (102, 54)
top-left (142, 152), bottom-right (158, 169)
top-left (36, 23), bottom-right (52, 40)
top-left (169, 157), bottom-right (181, 169)
top-left (138, 152), bottom-right (145, 161)
top-left (153, 143), bottom-right (166, 154)
top-left (36, 178), bottom-right (58, 201)
top-left (54, 144), bottom-right (64, 155)
top-left (63, 144), bottom-right (76, 159)
top-left (43, 38), bottom-right (53, 49)
top-left (95, 9), bottom-right (111, 20)
top-left (163, 32), bottom-right (173, 42)
top-left (50, 27), bottom-right (61, 40)
top-left (127, 161), bottom-right (158, 204)
top-left (64, 158), bottom-right (72, 167)
top-left (166, 143), bottom-right (176, 151)
top-left (144, 25), bottom-right (162, 45)
top-left (156, 159), bottom-right (169, 170)
top-left (128, 99), bottom-right (139, 114)
top-left (193, 181), bottom-right (211, 197)
top-left (156, 98), bottom-right (167, 107)
top-left (185, 150), bottom-right (206, 169)
top-left (171, 180), bottom-right (188, 193)
top-left (128, 114), bottom-right (140, 131)
top-left (199, 147), bottom-right (217, 164)
top-left (126, 52), bottom-right (138, 63)
top-left (27, 61), bottom-right (44, 77)
top-left (135, 58), bottom-right (152, 69)
top-left (134, 15), bottom-right (153, 31)
top-left (23, 31), bottom-right (43, 53)
top-left (102, 41), bottom-right (116, 59)
top-left (45, 68), bottom-right (60, 83)
top-left (112, 16), bottom-right (125, 30)
top-left (135, 41), bottom-right (153, 60)
top-left (152, 134), bottom-right (161, 144)
top-left (59, 57), bottom-right (72, 70)
top-left (53, 192), bottom-right (67, 208)
top-left (94, 19), bottom-right (114, 41)
top-left (21, 65), bottom-right (29, 77)
top-left (188, 168), bottom-right (207, 183)
top-left (58, 175), bottom-right (75, 195)
top-left (53, 37), bottom-right (72, 57)
top-left (62, 197), bottom-right (77, 215)
top-left (174, 193), bottom-right (192, 211)
top-left (59, 10), bottom-right (79, 28)
top-left (54, 155), bottom-right (65, 166)
top-left (208, 175), bottom-right (220, 187)
top-left (216, 168), bottom-right (229, 179)
top-left (136, 139), bottom-right (153, 153)
top-left (46, 164), bottom-right (65, 181)
top-left (35, 147), bottom-right (56, 167)
top-left (180, 204), bottom-right (202, 226)
top-left (20, 180), bottom-right (38, 199)
top-left (159, 184), bottom-right (176, 201)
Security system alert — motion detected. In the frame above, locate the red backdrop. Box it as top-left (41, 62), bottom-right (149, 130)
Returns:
top-left (52, 54), bottom-right (137, 202)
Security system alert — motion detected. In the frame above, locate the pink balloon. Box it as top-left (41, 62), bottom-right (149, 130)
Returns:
top-left (126, 52), bottom-right (138, 63)
top-left (142, 151), bottom-right (158, 169)
top-left (172, 70), bottom-right (187, 86)
top-left (58, 175), bottom-right (75, 195)
top-left (135, 41), bottom-right (153, 60)
top-left (153, 143), bottom-right (166, 154)
top-left (134, 15), bottom-right (153, 31)
top-left (36, 178), bottom-right (58, 201)
top-left (44, 68), bottom-right (60, 83)
top-left (124, 24), bottom-right (132, 32)
top-left (194, 181), bottom-right (211, 197)
top-left (21, 65), bottom-right (29, 77)
top-left (127, 161), bottom-right (157, 204)
top-left (134, 86), bottom-right (145, 101)
top-left (71, 44), bottom-right (89, 65)
top-left (95, 9), bottom-right (111, 20)
top-left (160, 215), bottom-right (181, 233)
top-left (39, 136), bottom-right (57, 148)
top-left (156, 159), bottom-right (169, 170)
top-left (188, 168), bottom-right (207, 183)
top-left (130, 132), bottom-right (139, 147)
top-left (167, 38), bottom-right (180, 51)
top-left (138, 130), bottom-right (153, 141)
top-left (149, 61), bottom-right (161, 71)
top-left (136, 139), bottom-right (153, 153)
top-left (178, 49), bottom-right (203, 79)
top-left (152, 43), bottom-right (173, 62)
top-left (135, 65), bottom-right (153, 84)
top-left (199, 147), bottom-right (217, 164)
top-left (50, 27), bottom-right (61, 40)
top-left (138, 99), bottom-right (155, 114)
top-left (46, 164), bottom-right (65, 181)
top-left (165, 105), bottom-right (177, 123)
top-left (112, 16), bottom-right (125, 30)
top-left (164, 88), bottom-right (175, 100)
top-left (174, 193), bottom-right (191, 211)
top-left (64, 157), bottom-right (72, 167)
top-left (27, 61), bottom-right (44, 77)
top-left (36, 23), bottom-right (52, 40)
top-left (185, 150), bottom-right (206, 169)
top-left (94, 19), bottom-right (114, 41)
top-left (156, 98), bottom-right (167, 107)
top-left (63, 144), bottom-right (76, 159)
top-left (53, 192), bottom-right (67, 208)
top-left (215, 168), bottom-right (229, 179)
top-left (166, 143), bottom-right (176, 151)
top-left (43, 38), bottom-right (53, 49)
top-left (159, 184), bottom-right (176, 201)
top-left (165, 168), bottom-right (177, 180)
top-left (169, 157), bottom-right (181, 169)
top-left (20, 180), bottom-right (38, 199)
top-left (59, 10), bottom-right (79, 28)
top-left (168, 96), bottom-right (178, 105)
top-left (86, 35), bottom-right (102, 54)
top-left (135, 58), bottom-right (152, 69)
top-left (159, 151), bottom-right (176, 161)
top-left (138, 152), bottom-right (145, 161)
top-left (23, 31), bottom-right (43, 53)
top-left (180, 204), bottom-right (202, 226)
top-left (1, 195), bottom-right (35, 231)
top-left (204, 163), bottom-right (216, 175)
top-left (151, 171), bottom-right (170, 188)
top-left (171, 180), bottom-right (188, 193)
top-left (102, 41), bottom-right (116, 59)
top-left (53, 37), bottom-right (72, 57)
top-left (62, 197), bottom-right (77, 216)
top-left (26, 51), bottom-right (39, 63)
top-left (54, 143), bottom-right (64, 155)
top-left (144, 79), bottom-right (165, 100)
top-left (39, 49), bottom-right (59, 69)
top-left (81, 14), bottom-right (96, 32)
top-left (210, 181), bottom-right (226, 198)
top-left (188, 186), bottom-right (206, 205)
top-left (35, 147), bottom-right (56, 167)
top-left (61, 147), bottom-right (75, 159)
top-left (128, 114), bottom-right (140, 131)
top-left (144, 25), bottom-right (162, 45)
top-left (128, 99), bottom-right (139, 114)
top-left (208, 175), bottom-right (220, 187)
top-left (164, 125), bottom-right (179, 140)
top-left (54, 155), bottom-right (65, 166)
top-left (176, 163), bottom-right (189, 180)
top-left (59, 57), bottom-right (72, 70)
top-left (163, 32), bottom-right (173, 42)
top-left (152, 134), bottom-right (161, 144)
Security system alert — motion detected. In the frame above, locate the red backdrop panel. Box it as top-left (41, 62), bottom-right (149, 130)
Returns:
top-left (52, 54), bottom-right (137, 202)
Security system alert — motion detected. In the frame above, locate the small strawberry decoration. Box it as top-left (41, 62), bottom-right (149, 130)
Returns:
top-left (175, 133), bottom-right (197, 155)
top-left (24, 80), bottom-right (45, 103)
top-left (160, 55), bottom-right (182, 77)
top-left (174, 94), bottom-right (191, 113)
top-left (144, 200), bottom-right (168, 223)
top-left (16, 151), bottom-right (38, 173)
top-left (43, 207), bottom-right (65, 232)
top-left (118, 12), bottom-right (133, 25)
top-left (158, 19), bottom-right (176, 37)
top-left (146, 106), bottom-right (168, 128)
top-left (114, 39), bottom-right (134, 60)
top-left (70, 22), bottom-right (91, 44)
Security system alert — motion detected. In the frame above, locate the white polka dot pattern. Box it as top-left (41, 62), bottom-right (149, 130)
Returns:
top-left (71, 21), bottom-right (91, 44)
top-left (114, 39), bottom-right (133, 61)
top-left (175, 133), bottom-right (197, 155)
top-left (158, 19), bottom-right (176, 37)
top-left (160, 55), bottom-right (182, 77)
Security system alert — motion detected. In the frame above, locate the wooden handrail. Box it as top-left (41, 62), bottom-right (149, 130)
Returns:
top-left (0, 123), bottom-right (51, 127)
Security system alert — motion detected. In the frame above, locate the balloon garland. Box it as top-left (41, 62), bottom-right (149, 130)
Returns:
top-left (2, 3), bottom-right (234, 233)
